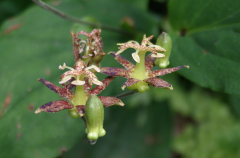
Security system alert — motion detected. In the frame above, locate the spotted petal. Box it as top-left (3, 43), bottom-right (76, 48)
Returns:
top-left (144, 77), bottom-right (173, 90)
top-left (141, 35), bottom-right (154, 46)
top-left (82, 70), bottom-right (103, 86)
top-left (76, 105), bottom-right (85, 117)
top-left (100, 67), bottom-right (130, 78)
top-left (121, 78), bottom-right (141, 90)
top-left (65, 78), bottom-right (75, 90)
top-left (35, 100), bottom-right (73, 114)
top-left (145, 54), bottom-right (156, 73)
top-left (109, 52), bottom-right (135, 72)
top-left (38, 78), bottom-right (74, 100)
top-left (149, 65), bottom-right (189, 77)
top-left (90, 76), bottom-right (115, 95)
top-left (98, 96), bottom-right (124, 107)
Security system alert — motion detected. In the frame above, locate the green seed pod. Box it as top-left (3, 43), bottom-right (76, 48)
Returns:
top-left (84, 95), bottom-right (106, 141)
top-left (154, 32), bottom-right (172, 68)
top-left (68, 109), bottom-right (80, 119)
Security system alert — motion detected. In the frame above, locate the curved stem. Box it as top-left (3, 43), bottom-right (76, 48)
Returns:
top-left (32, 0), bottom-right (131, 36)
top-left (115, 90), bottom-right (138, 98)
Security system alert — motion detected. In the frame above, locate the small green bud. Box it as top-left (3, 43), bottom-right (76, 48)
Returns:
top-left (84, 95), bottom-right (106, 141)
top-left (127, 81), bottom-right (149, 93)
top-left (154, 32), bottom-right (172, 68)
top-left (68, 109), bottom-right (80, 119)
top-left (137, 82), bottom-right (149, 93)
top-left (127, 84), bottom-right (137, 91)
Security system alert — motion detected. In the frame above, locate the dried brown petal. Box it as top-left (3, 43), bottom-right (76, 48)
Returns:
top-left (98, 96), bottom-right (124, 107)
top-left (144, 77), bottom-right (173, 90)
top-left (35, 100), bottom-right (73, 114)
top-left (71, 31), bottom-right (80, 62)
top-left (90, 76), bottom-right (115, 95)
top-left (38, 78), bottom-right (75, 100)
top-left (100, 67), bottom-right (130, 78)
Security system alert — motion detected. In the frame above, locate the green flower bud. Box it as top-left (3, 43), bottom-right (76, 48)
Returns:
top-left (68, 109), bottom-right (80, 119)
top-left (127, 84), bottom-right (137, 91)
top-left (154, 32), bottom-right (172, 68)
top-left (127, 81), bottom-right (149, 93)
top-left (84, 95), bottom-right (106, 141)
top-left (136, 82), bottom-right (149, 93)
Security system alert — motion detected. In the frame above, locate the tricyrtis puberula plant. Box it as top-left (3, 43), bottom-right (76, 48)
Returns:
top-left (35, 29), bottom-right (189, 144)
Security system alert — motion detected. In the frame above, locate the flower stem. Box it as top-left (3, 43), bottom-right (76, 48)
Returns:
top-left (32, 0), bottom-right (131, 36)
top-left (115, 90), bottom-right (138, 98)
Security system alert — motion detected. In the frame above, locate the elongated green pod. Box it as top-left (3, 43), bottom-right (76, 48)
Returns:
top-left (84, 95), bottom-right (106, 141)
top-left (154, 32), bottom-right (172, 68)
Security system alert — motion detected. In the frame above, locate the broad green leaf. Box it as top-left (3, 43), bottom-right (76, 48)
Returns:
top-left (168, 0), bottom-right (240, 96)
top-left (151, 74), bottom-right (240, 158)
top-left (229, 95), bottom-right (240, 119)
top-left (0, 0), bottom-right (157, 157)
top-left (173, 88), bottom-right (240, 158)
top-left (113, 0), bottom-right (148, 11)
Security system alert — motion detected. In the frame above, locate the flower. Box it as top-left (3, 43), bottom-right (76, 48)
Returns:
top-left (35, 59), bottom-right (124, 118)
top-left (116, 35), bottom-right (166, 63)
top-left (100, 52), bottom-right (189, 93)
top-left (71, 29), bottom-right (105, 67)
top-left (59, 60), bottom-right (102, 86)
top-left (100, 34), bottom-right (189, 93)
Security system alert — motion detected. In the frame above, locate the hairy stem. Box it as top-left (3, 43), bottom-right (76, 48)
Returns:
top-left (32, 0), bottom-right (131, 35)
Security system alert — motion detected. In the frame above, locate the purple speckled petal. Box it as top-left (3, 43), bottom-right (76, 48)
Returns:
top-left (76, 105), bottom-right (85, 117)
top-left (144, 77), bottom-right (173, 90)
top-left (99, 96), bottom-right (124, 107)
top-left (121, 78), bottom-right (140, 90)
top-left (145, 54), bottom-right (156, 73)
top-left (100, 67), bottom-right (130, 78)
top-left (35, 100), bottom-right (73, 114)
top-left (90, 76), bottom-right (115, 95)
top-left (149, 65), bottom-right (189, 77)
top-left (110, 52), bottom-right (135, 73)
top-left (38, 78), bottom-right (75, 100)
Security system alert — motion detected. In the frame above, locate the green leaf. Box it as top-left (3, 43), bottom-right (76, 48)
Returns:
top-left (0, 0), bottom-right (157, 157)
top-left (173, 88), bottom-right (240, 158)
top-left (151, 74), bottom-right (240, 158)
top-left (63, 100), bottom-right (173, 158)
top-left (168, 0), bottom-right (240, 96)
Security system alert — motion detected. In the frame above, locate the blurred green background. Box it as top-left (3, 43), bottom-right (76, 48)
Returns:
top-left (0, 0), bottom-right (240, 158)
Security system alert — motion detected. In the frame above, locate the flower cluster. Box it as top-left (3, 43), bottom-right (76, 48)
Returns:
top-left (35, 29), bottom-right (189, 144)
